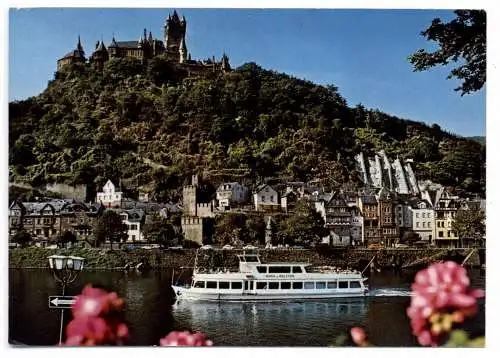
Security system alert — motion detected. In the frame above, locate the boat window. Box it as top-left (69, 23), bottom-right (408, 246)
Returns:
top-left (292, 266), bottom-right (302, 273)
top-left (231, 282), bottom-right (243, 289)
top-left (256, 282), bottom-right (267, 290)
top-left (338, 281), bottom-right (348, 289)
top-left (249, 281), bottom-right (254, 290)
top-left (292, 282), bottom-right (303, 289)
top-left (194, 281), bottom-right (205, 288)
top-left (245, 256), bottom-right (259, 262)
top-left (304, 282), bottom-right (315, 289)
top-left (256, 266), bottom-right (267, 273)
top-left (350, 281), bottom-right (362, 289)
top-left (244, 281), bottom-right (248, 290)
top-left (206, 281), bottom-right (217, 289)
top-left (315, 282), bottom-right (326, 289)
top-left (268, 282), bottom-right (279, 289)
top-left (268, 266), bottom-right (291, 274)
top-left (219, 281), bottom-right (230, 289)
top-left (327, 281), bottom-right (337, 289)
top-left (280, 282), bottom-right (291, 289)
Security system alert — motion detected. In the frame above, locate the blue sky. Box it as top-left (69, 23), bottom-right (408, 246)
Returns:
top-left (9, 8), bottom-right (486, 136)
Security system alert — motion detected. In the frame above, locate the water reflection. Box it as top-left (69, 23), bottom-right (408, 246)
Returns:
top-left (172, 300), bottom-right (369, 346)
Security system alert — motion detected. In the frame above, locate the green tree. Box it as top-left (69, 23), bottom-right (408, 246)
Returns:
top-left (143, 213), bottom-right (177, 247)
top-left (93, 210), bottom-right (128, 248)
top-left (409, 10), bottom-right (486, 95)
top-left (12, 230), bottom-right (32, 247)
top-left (57, 230), bottom-right (77, 247)
top-left (452, 208), bottom-right (485, 246)
top-left (276, 201), bottom-right (325, 246)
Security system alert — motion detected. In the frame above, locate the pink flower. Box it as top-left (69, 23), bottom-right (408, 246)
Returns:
top-left (350, 327), bottom-right (367, 346)
top-left (407, 261), bottom-right (484, 347)
top-left (159, 331), bottom-right (213, 346)
top-left (72, 285), bottom-right (110, 318)
top-left (66, 316), bottom-right (110, 345)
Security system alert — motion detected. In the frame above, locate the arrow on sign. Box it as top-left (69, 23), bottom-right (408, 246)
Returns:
top-left (48, 296), bottom-right (76, 309)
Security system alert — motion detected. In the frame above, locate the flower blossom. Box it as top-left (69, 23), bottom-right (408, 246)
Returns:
top-left (159, 331), bottom-right (213, 346)
top-left (407, 261), bottom-right (484, 346)
top-left (350, 327), bottom-right (368, 346)
top-left (63, 285), bottom-right (129, 346)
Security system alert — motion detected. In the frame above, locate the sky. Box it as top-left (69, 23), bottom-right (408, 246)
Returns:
top-left (8, 7), bottom-right (486, 137)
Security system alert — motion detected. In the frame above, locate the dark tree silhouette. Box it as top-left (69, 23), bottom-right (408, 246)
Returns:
top-left (409, 10), bottom-right (486, 95)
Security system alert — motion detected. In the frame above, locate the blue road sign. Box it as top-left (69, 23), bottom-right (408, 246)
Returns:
top-left (48, 296), bottom-right (76, 309)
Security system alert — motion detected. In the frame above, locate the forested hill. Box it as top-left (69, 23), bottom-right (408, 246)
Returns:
top-left (8, 57), bottom-right (486, 202)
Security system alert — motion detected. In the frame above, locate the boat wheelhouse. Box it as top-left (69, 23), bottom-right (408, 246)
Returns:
top-left (172, 253), bottom-right (369, 302)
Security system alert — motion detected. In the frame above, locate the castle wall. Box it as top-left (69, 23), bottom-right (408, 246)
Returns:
top-left (181, 216), bottom-right (204, 245)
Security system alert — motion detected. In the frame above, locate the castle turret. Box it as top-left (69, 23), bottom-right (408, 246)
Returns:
top-left (164, 10), bottom-right (187, 63)
top-left (90, 40), bottom-right (109, 70)
top-left (56, 36), bottom-right (86, 71)
top-left (221, 52), bottom-right (231, 72)
top-left (179, 36), bottom-right (187, 63)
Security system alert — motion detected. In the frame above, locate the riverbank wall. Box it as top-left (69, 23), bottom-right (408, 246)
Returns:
top-left (8, 247), bottom-right (485, 271)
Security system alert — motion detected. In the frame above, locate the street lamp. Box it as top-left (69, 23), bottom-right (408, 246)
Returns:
top-left (48, 255), bottom-right (85, 345)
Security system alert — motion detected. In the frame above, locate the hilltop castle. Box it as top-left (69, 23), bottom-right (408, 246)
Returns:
top-left (57, 10), bottom-right (231, 75)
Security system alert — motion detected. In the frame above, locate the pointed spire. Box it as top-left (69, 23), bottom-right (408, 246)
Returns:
top-left (181, 15), bottom-right (186, 24)
top-left (143, 28), bottom-right (147, 41)
top-left (148, 30), bottom-right (153, 42)
top-left (110, 35), bottom-right (118, 47)
top-left (172, 10), bottom-right (180, 22)
top-left (77, 35), bottom-right (83, 51)
top-left (179, 36), bottom-right (187, 63)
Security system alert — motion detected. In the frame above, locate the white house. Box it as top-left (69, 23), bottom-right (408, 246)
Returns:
top-left (120, 209), bottom-right (145, 242)
top-left (96, 180), bottom-right (123, 208)
top-left (253, 184), bottom-right (279, 211)
top-left (216, 182), bottom-right (248, 210)
top-left (410, 199), bottom-right (435, 243)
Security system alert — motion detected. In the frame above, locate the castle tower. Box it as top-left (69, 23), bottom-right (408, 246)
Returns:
top-left (221, 53), bottom-right (231, 72)
top-left (76, 35), bottom-right (85, 58)
top-left (164, 10), bottom-right (187, 63)
top-left (90, 40), bottom-right (109, 70)
top-left (179, 36), bottom-right (188, 63)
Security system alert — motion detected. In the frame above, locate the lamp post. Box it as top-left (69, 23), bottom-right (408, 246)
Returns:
top-left (48, 255), bottom-right (85, 345)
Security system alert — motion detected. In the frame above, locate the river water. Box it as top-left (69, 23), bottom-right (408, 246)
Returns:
top-left (8, 268), bottom-right (485, 347)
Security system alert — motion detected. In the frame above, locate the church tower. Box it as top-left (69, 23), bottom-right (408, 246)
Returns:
top-left (164, 10), bottom-right (187, 63)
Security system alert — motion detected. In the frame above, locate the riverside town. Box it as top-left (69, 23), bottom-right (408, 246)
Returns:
top-left (8, 8), bottom-right (486, 348)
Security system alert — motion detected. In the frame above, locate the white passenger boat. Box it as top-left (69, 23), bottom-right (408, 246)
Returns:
top-left (171, 252), bottom-right (369, 302)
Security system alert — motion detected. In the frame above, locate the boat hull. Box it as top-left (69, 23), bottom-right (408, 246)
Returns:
top-left (172, 285), bottom-right (369, 302)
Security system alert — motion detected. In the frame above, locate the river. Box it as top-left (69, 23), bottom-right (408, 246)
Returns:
top-left (8, 268), bottom-right (485, 346)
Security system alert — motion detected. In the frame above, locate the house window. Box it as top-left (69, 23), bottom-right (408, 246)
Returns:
top-left (428, 222), bottom-right (431, 228)
top-left (447, 231), bottom-right (451, 237)
top-left (131, 235), bottom-right (136, 241)
top-left (416, 222), bottom-right (420, 228)
top-left (270, 195), bottom-right (274, 202)
top-left (438, 231), bottom-right (444, 238)
top-left (261, 196), bottom-right (265, 202)
top-left (416, 213), bottom-right (419, 218)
